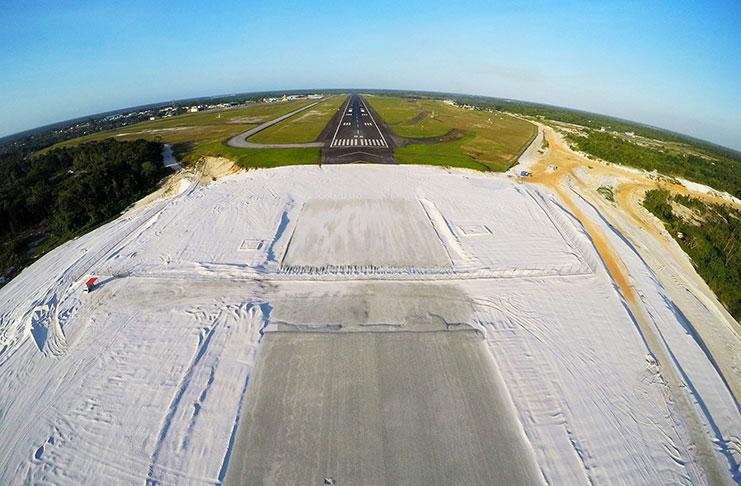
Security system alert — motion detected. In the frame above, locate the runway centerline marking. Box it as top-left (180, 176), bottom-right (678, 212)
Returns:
top-left (359, 96), bottom-right (388, 147)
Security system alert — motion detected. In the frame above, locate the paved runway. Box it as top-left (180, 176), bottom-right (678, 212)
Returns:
top-left (320, 94), bottom-right (398, 164)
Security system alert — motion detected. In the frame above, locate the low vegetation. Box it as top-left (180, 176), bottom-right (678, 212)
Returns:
top-left (367, 97), bottom-right (537, 171)
top-left (0, 139), bottom-right (169, 279)
top-left (391, 112), bottom-right (451, 138)
top-left (248, 96), bottom-right (344, 144)
top-left (642, 189), bottom-right (741, 319)
top-left (394, 132), bottom-right (490, 171)
top-left (45, 100), bottom-right (313, 150)
top-left (364, 96), bottom-right (420, 123)
top-left (40, 98), bottom-right (339, 172)
top-left (194, 141), bottom-right (320, 168)
top-left (597, 186), bottom-right (615, 202)
top-left (569, 131), bottom-right (741, 199)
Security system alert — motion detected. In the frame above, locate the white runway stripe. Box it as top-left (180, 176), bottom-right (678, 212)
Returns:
top-left (330, 138), bottom-right (393, 148)
top-left (331, 136), bottom-right (389, 149)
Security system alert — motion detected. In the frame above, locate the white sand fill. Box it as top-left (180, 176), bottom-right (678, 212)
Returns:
top-left (0, 165), bottom-right (738, 485)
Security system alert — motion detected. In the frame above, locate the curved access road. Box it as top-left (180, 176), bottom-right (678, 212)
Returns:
top-left (224, 101), bottom-right (325, 149)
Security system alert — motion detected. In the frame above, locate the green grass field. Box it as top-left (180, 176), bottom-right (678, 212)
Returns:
top-left (249, 96), bottom-right (344, 143)
top-left (43, 100), bottom-right (315, 151)
top-left (194, 140), bottom-right (320, 169)
top-left (391, 117), bottom-right (451, 137)
top-left (363, 96), bottom-right (420, 123)
top-left (394, 132), bottom-right (490, 171)
top-left (45, 94), bottom-right (536, 173)
top-left (367, 97), bottom-right (537, 171)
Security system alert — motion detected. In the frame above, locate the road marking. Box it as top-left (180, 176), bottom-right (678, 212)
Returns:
top-left (359, 96), bottom-right (388, 147)
top-left (331, 96), bottom-right (353, 147)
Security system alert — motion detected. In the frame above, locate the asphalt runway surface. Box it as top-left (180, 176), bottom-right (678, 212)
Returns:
top-left (319, 94), bottom-right (398, 164)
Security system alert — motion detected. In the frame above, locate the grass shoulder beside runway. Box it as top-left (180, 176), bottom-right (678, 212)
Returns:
top-left (368, 97), bottom-right (537, 171)
top-left (363, 96), bottom-right (421, 123)
top-left (195, 140), bottom-right (320, 168)
top-left (394, 132), bottom-right (490, 171)
top-left (248, 96), bottom-right (344, 143)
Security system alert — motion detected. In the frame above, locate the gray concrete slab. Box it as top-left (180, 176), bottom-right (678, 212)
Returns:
top-left (223, 330), bottom-right (543, 486)
top-left (281, 199), bottom-right (452, 270)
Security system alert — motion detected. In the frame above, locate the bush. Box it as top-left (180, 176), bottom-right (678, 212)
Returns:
top-left (643, 189), bottom-right (741, 318)
top-left (0, 138), bottom-right (167, 276)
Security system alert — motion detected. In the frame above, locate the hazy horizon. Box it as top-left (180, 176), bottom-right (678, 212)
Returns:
top-left (1, 0), bottom-right (739, 150)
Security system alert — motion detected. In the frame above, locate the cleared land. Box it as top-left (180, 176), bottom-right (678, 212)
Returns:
top-left (1, 165), bottom-right (738, 484)
top-left (223, 330), bottom-right (542, 486)
top-left (366, 96), bottom-right (537, 171)
top-left (248, 96), bottom-right (344, 143)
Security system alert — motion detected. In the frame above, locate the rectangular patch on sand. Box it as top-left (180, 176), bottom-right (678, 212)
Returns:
top-left (281, 199), bottom-right (451, 269)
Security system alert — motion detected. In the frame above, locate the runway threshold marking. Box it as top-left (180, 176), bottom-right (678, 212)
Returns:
top-left (330, 96), bottom-right (353, 147)
top-left (329, 96), bottom-right (389, 148)
top-left (359, 96), bottom-right (388, 147)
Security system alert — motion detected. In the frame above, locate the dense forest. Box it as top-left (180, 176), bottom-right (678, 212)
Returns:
top-left (642, 189), bottom-right (741, 319)
top-left (0, 139), bottom-right (168, 278)
top-left (568, 131), bottom-right (741, 199)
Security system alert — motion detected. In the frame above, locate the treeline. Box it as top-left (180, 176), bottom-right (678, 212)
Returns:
top-left (569, 131), bottom-right (741, 199)
top-left (0, 139), bottom-right (167, 275)
top-left (643, 189), bottom-right (741, 319)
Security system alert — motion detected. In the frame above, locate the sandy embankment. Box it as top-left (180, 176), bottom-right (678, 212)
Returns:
top-left (524, 125), bottom-right (741, 484)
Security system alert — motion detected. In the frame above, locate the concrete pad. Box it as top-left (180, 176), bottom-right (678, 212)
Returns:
top-left (224, 331), bottom-right (543, 486)
top-left (270, 282), bottom-right (473, 332)
top-left (281, 198), bottom-right (451, 269)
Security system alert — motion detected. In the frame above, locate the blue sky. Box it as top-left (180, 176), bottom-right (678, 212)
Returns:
top-left (1, 0), bottom-right (739, 149)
